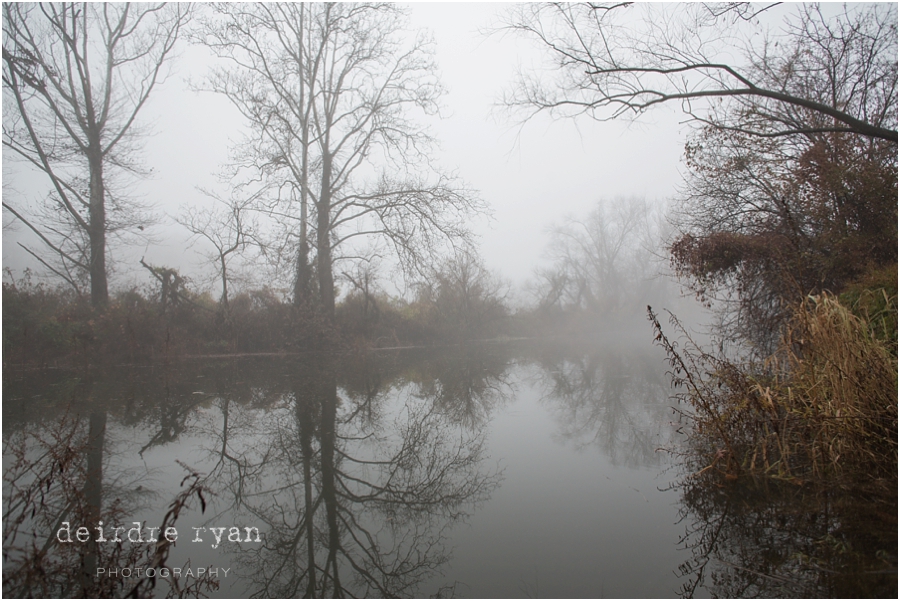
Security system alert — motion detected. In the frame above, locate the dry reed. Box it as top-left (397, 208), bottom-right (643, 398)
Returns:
top-left (650, 291), bottom-right (898, 482)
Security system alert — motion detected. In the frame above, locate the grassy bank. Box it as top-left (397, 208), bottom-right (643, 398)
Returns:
top-left (650, 280), bottom-right (897, 485)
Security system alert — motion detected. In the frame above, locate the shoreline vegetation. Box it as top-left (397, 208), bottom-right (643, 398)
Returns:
top-left (1, 267), bottom-right (657, 369)
top-left (649, 267), bottom-right (897, 596)
top-left (2, 3), bottom-right (896, 596)
top-left (651, 283), bottom-right (897, 484)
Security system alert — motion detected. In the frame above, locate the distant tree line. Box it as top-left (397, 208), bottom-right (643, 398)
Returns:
top-left (528, 196), bottom-right (672, 334)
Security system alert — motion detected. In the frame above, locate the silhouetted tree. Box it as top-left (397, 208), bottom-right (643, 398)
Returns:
top-left (197, 4), bottom-right (485, 323)
top-left (3, 3), bottom-right (191, 306)
top-left (176, 193), bottom-right (259, 310)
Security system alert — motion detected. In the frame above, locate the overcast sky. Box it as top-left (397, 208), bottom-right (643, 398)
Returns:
top-left (2, 3), bottom-right (688, 298)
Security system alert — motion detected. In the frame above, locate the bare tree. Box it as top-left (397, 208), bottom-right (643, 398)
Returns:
top-left (176, 193), bottom-right (259, 310)
top-left (341, 256), bottom-right (382, 330)
top-left (534, 197), bottom-right (665, 315)
top-left (196, 3), bottom-right (485, 323)
top-left (417, 250), bottom-right (509, 341)
top-left (502, 3), bottom-right (897, 143)
top-left (2, 3), bottom-right (191, 306)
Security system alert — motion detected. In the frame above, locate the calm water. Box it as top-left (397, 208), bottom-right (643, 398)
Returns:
top-left (3, 341), bottom-right (895, 598)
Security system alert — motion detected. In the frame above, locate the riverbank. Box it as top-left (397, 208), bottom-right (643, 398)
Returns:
top-left (651, 290), bottom-right (897, 482)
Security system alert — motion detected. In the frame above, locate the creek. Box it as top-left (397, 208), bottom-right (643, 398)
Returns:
top-left (3, 340), bottom-right (894, 597)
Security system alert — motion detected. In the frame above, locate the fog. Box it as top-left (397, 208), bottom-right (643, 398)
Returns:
top-left (2, 3), bottom-right (686, 303)
top-left (5, 5), bottom-right (894, 598)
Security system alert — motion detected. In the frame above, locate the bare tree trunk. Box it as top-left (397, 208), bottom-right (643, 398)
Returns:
top-left (293, 239), bottom-right (309, 307)
top-left (220, 254), bottom-right (229, 308)
top-left (293, 3), bottom-right (312, 309)
top-left (317, 151), bottom-right (335, 320)
top-left (292, 159), bottom-right (310, 307)
top-left (87, 150), bottom-right (108, 307)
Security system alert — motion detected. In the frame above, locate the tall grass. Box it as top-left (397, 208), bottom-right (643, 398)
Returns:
top-left (778, 294), bottom-right (897, 477)
top-left (650, 292), bottom-right (898, 482)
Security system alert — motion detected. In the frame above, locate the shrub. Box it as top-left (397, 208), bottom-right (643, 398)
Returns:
top-left (650, 292), bottom-right (898, 482)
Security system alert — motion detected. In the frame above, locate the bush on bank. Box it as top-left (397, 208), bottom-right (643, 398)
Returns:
top-left (650, 285), bottom-right (897, 485)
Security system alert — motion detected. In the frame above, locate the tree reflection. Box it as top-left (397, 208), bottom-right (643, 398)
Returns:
top-left (406, 346), bottom-right (514, 428)
top-left (81, 410), bottom-right (106, 592)
top-left (195, 353), bottom-right (502, 597)
top-left (3, 407), bottom-right (110, 597)
top-left (530, 344), bottom-right (676, 468)
top-left (675, 473), bottom-right (897, 598)
top-left (1, 378), bottom-right (191, 597)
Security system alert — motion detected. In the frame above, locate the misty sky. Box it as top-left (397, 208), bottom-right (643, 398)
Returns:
top-left (2, 3), bottom-right (687, 298)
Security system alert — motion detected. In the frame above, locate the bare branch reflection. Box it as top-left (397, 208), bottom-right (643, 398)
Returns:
top-left (191, 353), bottom-right (503, 597)
top-left (1, 376), bottom-right (213, 597)
top-left (529, 343), bottom-right (677, 468)
top-left (407, 346), bottom-right (515, 428)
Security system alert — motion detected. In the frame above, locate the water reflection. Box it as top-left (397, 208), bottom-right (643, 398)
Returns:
top-left (5, 343), bottom-right (891, 598)
top-left (4, 352), bottom-right (507, 597)
top-left (82, 410), bottom-right (106, 589)
top-left (675, 473), bottom-right (897, 598)
top-left (528, 343), bottom-right (676, 468)
top-left (2, 402), bottom-right (164, 597)
top-left (181, 351), bottom-right (506, 597)
top-left (405, 346), bottom-right (514, 428)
